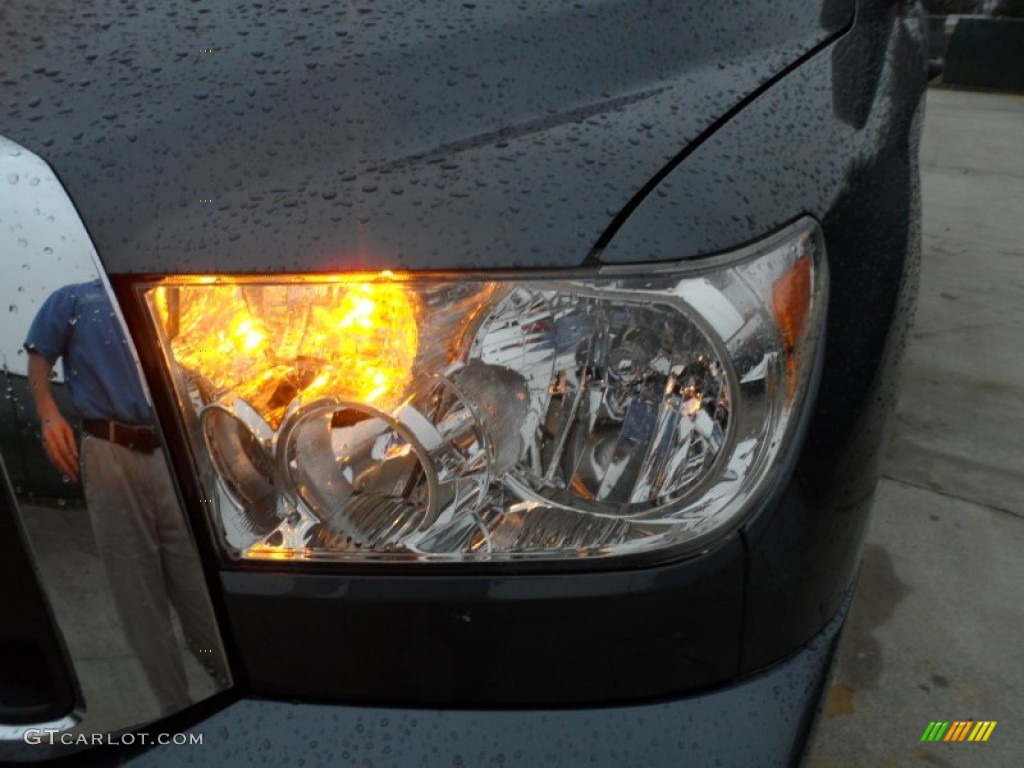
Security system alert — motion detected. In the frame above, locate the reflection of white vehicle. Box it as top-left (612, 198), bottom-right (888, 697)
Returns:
top-left (1, 1), bottom-right (927, 764)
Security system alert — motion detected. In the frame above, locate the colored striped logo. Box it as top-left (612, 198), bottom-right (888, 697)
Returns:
top-left (921, 721), bottom-right (997, 742)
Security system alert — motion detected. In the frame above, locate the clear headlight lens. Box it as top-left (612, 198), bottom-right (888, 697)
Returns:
top-left (140, 219), bottom-right (826, 563)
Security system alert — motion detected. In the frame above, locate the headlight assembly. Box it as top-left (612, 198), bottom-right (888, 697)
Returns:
top-left (137, 218), bottom-right (826, 564)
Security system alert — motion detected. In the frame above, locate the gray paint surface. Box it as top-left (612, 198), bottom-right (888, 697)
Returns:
top-left (0, 3), bottom-right (928, 764)
top-left (1, 0), bottom-right (847, 273)
top-left (601, 3), bottom-right (925, 262)
top-left (129, 595), bottom-right (848, 768)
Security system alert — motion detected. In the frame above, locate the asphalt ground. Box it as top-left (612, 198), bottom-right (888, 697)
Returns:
top-left (805, 88), bottom-right (1024, 767)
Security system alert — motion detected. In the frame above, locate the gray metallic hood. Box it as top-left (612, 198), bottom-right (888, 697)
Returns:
top-left (1, 0), bottom-right (849, 273)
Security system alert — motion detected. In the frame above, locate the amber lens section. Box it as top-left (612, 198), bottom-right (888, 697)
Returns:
top-left (160, 281), bottom-right (418, 427)
top-left (771, 254), bottom-right (812, 401)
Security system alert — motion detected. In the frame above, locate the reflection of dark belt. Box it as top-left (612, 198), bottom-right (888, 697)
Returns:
top-left (82, 419), bottom-right (160, 453)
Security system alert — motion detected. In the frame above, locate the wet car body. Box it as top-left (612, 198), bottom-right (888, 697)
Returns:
top-left (0, 1), bottom-right (925, 765)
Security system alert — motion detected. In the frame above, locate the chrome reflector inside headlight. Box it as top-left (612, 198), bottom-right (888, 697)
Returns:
top-left (140, 219), bottom-right (826, 563)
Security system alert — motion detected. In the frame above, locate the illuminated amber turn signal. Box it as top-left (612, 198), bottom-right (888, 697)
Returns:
top-left (161, 280), bottom-right (418, 427)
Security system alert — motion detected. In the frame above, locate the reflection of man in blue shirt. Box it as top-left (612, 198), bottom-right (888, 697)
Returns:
top-left (25, 279), bottom-right (227, 715)
top-left (25, 279), bottom-right (153, 478)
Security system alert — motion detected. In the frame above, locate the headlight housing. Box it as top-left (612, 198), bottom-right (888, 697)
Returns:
top-left (138, 218), bottom-right (826, 564)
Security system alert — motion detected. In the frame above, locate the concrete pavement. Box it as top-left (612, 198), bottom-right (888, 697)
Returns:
top-left (805, 88), bottom-right (1024, 767)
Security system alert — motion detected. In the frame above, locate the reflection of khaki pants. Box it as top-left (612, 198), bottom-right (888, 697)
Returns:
top-left (81, 434), bottom-right (228, 714)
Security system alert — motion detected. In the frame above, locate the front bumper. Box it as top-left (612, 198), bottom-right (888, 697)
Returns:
top-left (122, 590), bottom-right (850, 768)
